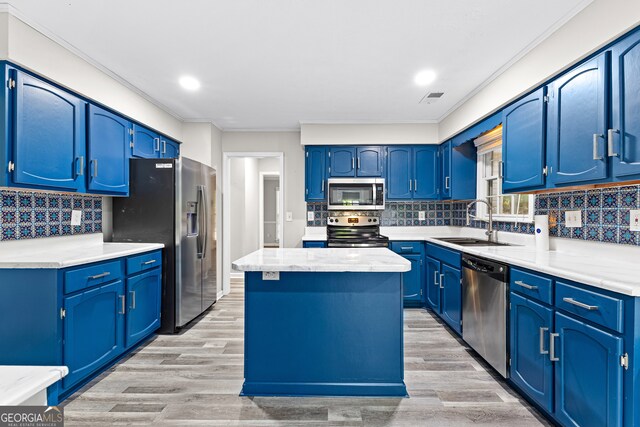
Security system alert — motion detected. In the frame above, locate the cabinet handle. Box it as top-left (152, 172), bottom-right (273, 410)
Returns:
top-left (351, 158), bottom-right (355, 170)
top-left (562, 297), bottom-right (598, 311)
top-left (439, 273), bottom-right (444, 289)
top-left (77, 156), bottom-right (84, 176)
top-left (434, 271), bottom-right (439, 286)
top-left (445, 176), bottom-right (450, 189)
top-left (498, 161), bottom-right (504, 179)
top-left (92, 159), bottom-right (98, 177)
top-left (162, 140), bottom-right (167, 154)
top-left (539, 327), bottom-right (549, 355)
top-left (89, 272), bottom-right (110, 280)
top-left (409, 180), bottom-right (412, 191)
top-left (119, 295), bottom-right (126, 315)
top-left (514, 280), bottom-right (537, 290)
top-left (143, 259), bottom-right (157, 265)
top-left (608, 129), bottom-right (619, 157)
top-left (321, 180), bottom-right (325, 192)
top-left (154, 137), bottom-right (160, 152)
top-left (550, 332), bottom-right (560, 362)
top-left (593, 134), bottom-right (604, 160)
top-left (357, 157), bottom-right (360, 169)
top-left (130, 290), bottom-right (136, 309)
top-left (414, 179), bottom-right (417, 192)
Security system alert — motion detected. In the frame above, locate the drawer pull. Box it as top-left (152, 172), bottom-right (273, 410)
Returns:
top-left (539, 327), bottom-right (549, 355)
top-left (550, 333), bottom-right (560, 362)
top-left (562, 297), bottom-right (598, 311)
top-left (143, 259), bottom-right (157, 265)
top-left (89, 272), bottom-right (111, 280)
top-left (400, 246), bottom-right (413, 251)
top-left (515, 280), bottom-right (538, 290)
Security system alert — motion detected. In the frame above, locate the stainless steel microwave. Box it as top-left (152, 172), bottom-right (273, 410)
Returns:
top-left (327, 178), bottom-right (385, 210)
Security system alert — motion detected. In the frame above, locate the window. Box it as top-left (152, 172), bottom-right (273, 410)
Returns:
top-left (475, 126), bottom-right (534, 223)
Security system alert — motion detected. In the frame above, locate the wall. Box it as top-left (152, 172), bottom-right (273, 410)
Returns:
top-left (301, 123), bottom-right (439, 146)
top-left (263, 178), bottom-right (279, 245)
top-left (439, 0), bottom-right (640, 141)
top-left (243, 158), bottom-right (260, 256)
top-left (222, 131), bottom-right (305, 247)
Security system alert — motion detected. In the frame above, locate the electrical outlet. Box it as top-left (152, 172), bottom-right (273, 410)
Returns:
top-left (630, 210), bottom-right (640, 231)
top-left (307, 211), bottom-right (314, 222)
top-left (286, 212), bottom-right (293, 222)
top-left (418, 211), bottom-right (426, 220)
top-left (71, 209), bottom-right (82, 226)
top-left (263, 271), bottom-right (280, 281)
top-left (565, 210), bottom-right (582, 228)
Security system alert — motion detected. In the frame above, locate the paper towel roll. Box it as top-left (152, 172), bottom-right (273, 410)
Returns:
top-left (535, 215), bottom-right (549, 251)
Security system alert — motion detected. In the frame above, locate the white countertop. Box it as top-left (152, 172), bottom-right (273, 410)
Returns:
top-left (0, 366), bottom-right (68, 405)
top-left (0, 234), bottom-right (164, 269)
top-left (302, 226), bottom-right (640, 296)
top-left (232, 248), bottom-right (411, 272)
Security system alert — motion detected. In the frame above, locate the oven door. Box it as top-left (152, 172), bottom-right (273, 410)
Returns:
top-left (327, 179), bottom-right (379, 210)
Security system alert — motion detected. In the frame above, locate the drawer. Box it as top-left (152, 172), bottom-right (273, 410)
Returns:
top-left (511, 268), bottom-right (553, 305)
top-left (303, 241), bottom-right (327, 248)
top-left (64, 260), bottom-right (123, 294)
top-left (390, 241), bottom-right (423, 254)
top-left (555, 281), bottom-right (624, 333)
top-left (426, 243), bottom-right (461, 268)
top-left (126, 250), bottom-right (162, 276)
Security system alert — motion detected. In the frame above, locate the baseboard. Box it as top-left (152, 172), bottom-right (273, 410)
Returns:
top-left (230, 272), bottom-right (244, 279)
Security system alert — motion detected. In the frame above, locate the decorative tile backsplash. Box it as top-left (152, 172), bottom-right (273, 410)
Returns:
top-left (0, 189), bottom-right (102, 241)
top-left (307, 184), bottom-right (640, 246)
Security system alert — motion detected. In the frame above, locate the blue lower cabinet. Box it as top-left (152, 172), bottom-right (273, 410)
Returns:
top-left (302, 241), bottom-right (327, 248)
top-left (125, 269), bottom-right (162, 348)
top-left (554, 312), bottom-right (623, 427)
top-left (63, 280), bottom-right (125, 390)
top-left (402, 254), bottom-right (423, 303)
top-left (509, 292), bottom-right (554, 413)
top-left (425, 256), bottom-right (441, 311)
top-left (440, 264), bottom-right (462, 334)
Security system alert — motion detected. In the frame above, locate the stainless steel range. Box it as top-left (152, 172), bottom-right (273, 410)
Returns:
top-left (327, 215), bottom-right (389, 248)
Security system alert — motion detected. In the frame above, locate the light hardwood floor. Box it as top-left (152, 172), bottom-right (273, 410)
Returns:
top-left (62, 278), bottom-right (550, 426)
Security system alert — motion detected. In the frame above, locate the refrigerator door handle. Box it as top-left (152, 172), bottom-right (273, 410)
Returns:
top-left (196, 185), bottom-right (204, 258)
top-left (201, 185), bottom-right (208, 258)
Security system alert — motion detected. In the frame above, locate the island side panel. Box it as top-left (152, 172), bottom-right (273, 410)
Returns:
top-left (242, 271), bottom-right (406, 397)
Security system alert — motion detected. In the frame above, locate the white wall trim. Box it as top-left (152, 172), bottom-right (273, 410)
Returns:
top-left (258, 171), bottom-right (281, 249)
top-left (298, 119), bottom-right (439, 125)
top-left (222, 152), bottom-right (284, 295)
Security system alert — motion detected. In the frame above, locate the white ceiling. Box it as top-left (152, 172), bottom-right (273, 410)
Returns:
top-left (7, 0), bottom-right (591, 130)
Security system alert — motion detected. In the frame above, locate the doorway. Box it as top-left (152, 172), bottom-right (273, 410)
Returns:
top-left (222, 152), bottom-right (284, 296)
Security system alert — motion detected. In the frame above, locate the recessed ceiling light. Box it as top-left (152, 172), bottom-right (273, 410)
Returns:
top-left (179, 75), bottom-right (201, 91)
top-left (414, 70), bottom-right (437, 87)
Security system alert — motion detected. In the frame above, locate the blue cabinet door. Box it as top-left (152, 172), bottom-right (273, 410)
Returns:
top-left (440, 142), bottom-right (452, 199)
top-left (554, 312), bottom-right (623, 427)
top-left (87, 104), bottom-right (131, 195)
top-left (502, 88), bottom-right (547, 192)
top-left (13, 70), bottom-right (86, 192)
top-left (547, 53), bottom-right (609, 186)
top-left (160, 138), bottom-right (179, 159)
top-left (356, 146), bottom-right (383, 177)
top-left (302, 241), bottom-right (327, 248)
top-left (425, 257), bottom-right (441, 312)
top-left (305, 146), bottom-right (327, 201)
top-left (387, 146), bottom-right (412, 200)
top-left (132, 124), bottom-right (159, 158)
top-left (401, 254), bottom-right (423, 304)
top-left (329, 147), bottom-right (356, 177)
top-left (125, 269), bottom-right (161, 348)
top-left (441, 264), bottom-right (461, 334)
top-left (62, 280), bottom-right (125, 390)
top-left (413, 146), bottom-right (439, 199)
top-left (611, 31), bottom-right (640, 180)
top-left (510, 292), bottom-right (554, 413)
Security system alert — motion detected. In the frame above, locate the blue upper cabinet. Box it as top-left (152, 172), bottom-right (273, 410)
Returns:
top-left (547, 53), bottom-right (609, 187)
top-left (11, 69), bottom-right (86, 192)
top-left (386, 146), bottom-right (412, 199)
top-left (440, 140), bottom-right (476, 200)
top-left (87, 104), bottom-right (131, 196)
top-left (611, 30), bottom-right (640, 181)
top-left (132, 124), bottom-right (160, 158)
top-left (160, 138), bottom-right (179, 159)
top-left (554, 312), bottom-right (623, 427)
top-left (413, 146), bottom-right (439, 199)
top-left (356, 146), bottom-right (383, 177)
top-left (440, 141), bottom-right (452, 199)
top-left (502, 88), bottom-right (547, 193)
top-left (329, 147), bottom-right (356, 177)
top-left (305, 146), bottom-right (327, 201)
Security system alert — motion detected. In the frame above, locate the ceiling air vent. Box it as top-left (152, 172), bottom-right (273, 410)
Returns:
top-left (419, 92), bottom-right (444, 104)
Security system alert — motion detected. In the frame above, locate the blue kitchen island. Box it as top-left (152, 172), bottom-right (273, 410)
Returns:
top-left (232, 248), bottom-right (411, 397)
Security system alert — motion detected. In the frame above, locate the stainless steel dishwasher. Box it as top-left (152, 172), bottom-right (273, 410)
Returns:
top-left (461, 254), bottom-right (509, 377)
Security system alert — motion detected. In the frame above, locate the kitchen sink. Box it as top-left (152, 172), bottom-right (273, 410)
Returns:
top-left (433, 237), bottom-right (515, 247)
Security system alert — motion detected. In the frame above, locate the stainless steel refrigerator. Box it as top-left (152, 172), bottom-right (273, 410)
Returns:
top-left (112, 158), bottom-right (217, 333)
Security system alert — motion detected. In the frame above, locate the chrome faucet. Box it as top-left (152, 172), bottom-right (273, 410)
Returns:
top-left (466, 199), bottom-right (497, 242)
